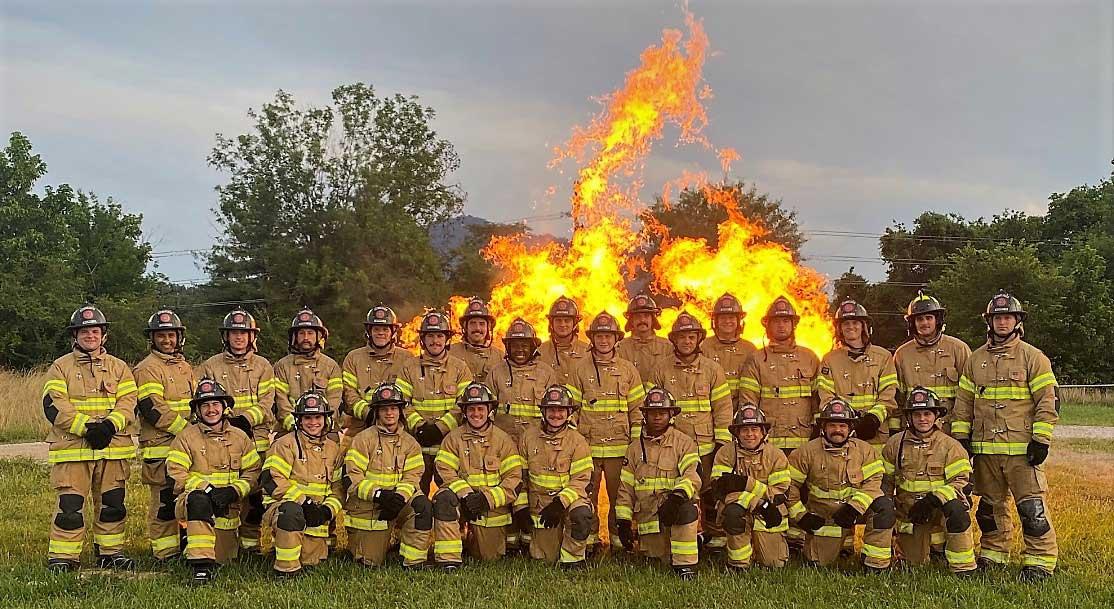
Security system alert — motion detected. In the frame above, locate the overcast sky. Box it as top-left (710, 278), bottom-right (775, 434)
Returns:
top-left (2, 0), bottom-right (1111, 286)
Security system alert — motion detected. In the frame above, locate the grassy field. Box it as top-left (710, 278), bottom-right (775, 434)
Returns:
top-left (1058, 402), bottom-right (1114, 427)
top-left (0, 444), bottom-right (1111, 609)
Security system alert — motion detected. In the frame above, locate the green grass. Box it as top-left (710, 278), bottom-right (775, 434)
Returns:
top-left (0, 457), bottom-right (1111, 609)
top-left (0, 425), bottom-right (43, 444)
top-left (1058, 402), bottom-right (1114, 427)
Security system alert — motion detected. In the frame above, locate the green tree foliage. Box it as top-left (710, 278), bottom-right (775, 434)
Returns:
top-left (206, 84), bottom-right (463, 352)
top-left (444, 221), bottom-right (531, 298)
top-left (0, 133), bottom-right (158, 367)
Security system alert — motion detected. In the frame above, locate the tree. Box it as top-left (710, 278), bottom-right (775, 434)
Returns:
top-left (206, 84), bottom-right (464, 351)
top-left (444, 221), bottom-right (531, 297)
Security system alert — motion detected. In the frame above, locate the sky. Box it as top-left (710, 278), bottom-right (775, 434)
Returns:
top-left (2, 0), bottom-right (1111, 287)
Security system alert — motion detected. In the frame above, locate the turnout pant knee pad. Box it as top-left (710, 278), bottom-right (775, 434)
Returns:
top-left (276, 501), bottom-right (306, 532)
top-left (100, 488), bottom-right (127, 523)
top-left (244, 492), bottom-right (265, 526)
top-left (411, 495), bottom-right (434, 531)
top-left (186, 491), bottom-right (214, 522)
top-left (675, 501), bottom-right (699, 526)
top-left (259, 470), bottom-right (278, 496)
top-left (721, 503), bottom-right (749, 535)
top-left (156, 487), bottom-right (177, 521)
top-left (1017, 497), bottom-right (1051, 537)
top-left (568, 506), bottom-right (595, 541)
top-left (869, 496), bottom-right (896, 530)
top-left (942, 499), bottom-right (971, 534)
top-left (432, 491), bottom-right (459, 521)
top-left (54, 494), bottom-right (85, 531)
top-left (975, 499), bottom-right (997, 533)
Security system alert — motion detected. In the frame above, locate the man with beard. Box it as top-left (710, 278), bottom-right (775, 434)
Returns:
top-left (273, 308), bottom-right (343, 438)
top-left (341, 305), bottom-right (416, 443)
top-left (134, 309), bottom-right (195, 562)
top-left (449, 298), bottom-right (504, 383)
top-left (617, 294), bottom-right (672, 387)
top-left (537, 296), bottom-right (591, 387)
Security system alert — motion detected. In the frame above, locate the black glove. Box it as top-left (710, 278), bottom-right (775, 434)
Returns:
top-left (657, 490), bottom-right (688, 527)
top-left (422, 423), bottom-right (444, 446)
top-left (716, 472), bottom-right (749, 495)
top-left (229, 415), bottom-right (253, 437)
top-left (84, 420), bottom-right (116, 450)
top-left (513, 507), bottom-right (534, 531)
top-left (539, 498), bottom-right (566, 528)
top-left (462, 491), bottom-right (489, 521)
top-left (855, 413), bottom-right (881, 441)
top-left (208, 486), bottom-right (239, 517)
top-left (302, 500), bottom-right (333, 527)
top-left (374, 489), bottom-right (407, 521)
top-left (797, 512), bottom-right (825, 532)
top-left (616, 519), bottom-right (634, 549)
top-left (909, 493), bottom-right (943, 525)
top-left (757, 499), bottom-right (782, 528)
top-left (832, 503), bottom-right (861, 528)
top-left (958, 438), bottom-right (972, 456)
top-left (1027, 440), bottom-right (1049, 466)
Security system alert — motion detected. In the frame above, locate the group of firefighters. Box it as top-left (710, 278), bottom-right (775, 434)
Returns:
top-left (40, 288), bottom-right (1059, 583)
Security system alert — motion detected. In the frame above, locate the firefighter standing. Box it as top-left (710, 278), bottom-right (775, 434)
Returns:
top-left (341, 305), bottom-right (416, 443)
top-left (537, 295), bottom-right (591, 387)
top-left (397, 310), bottom-right (472, 494)
top-left (616, 294), bottom-right (673, 385)
top-left (486, 318), bottom-right (558, 551)
top-left (882, 387), bottom-right (976, 576)
top-left (432, 383), bottom-right (525, 570)
top-left (710, 405), bottom-right (791, 569)
top-left (449, 298), bottom-right (504, 383)
top-left (43, 305), bottom-right (138, 572)
top-left (787, 399), bottom-right (894, 571)
top-left (566, 311), bottom-right (645, 549)
top-left (518, 385), bottom-right (595, 567)
top-left (951, 292), bottom-right (1059, 581)
top-left (614, 387), bottom-right (702, 580)
top-left (701, 293), bottom-right (757, 407)
top-left (344, 383), bottom-right (431, 568)
top-left (816, 300), bottom-right (899, 454)
top-left (134, 308), bottom-right (195, 561)
top-left (273, 308), bottom-right (343, 437)
top-left (894, 292), bottom-right (971, 435)
top-left (166, 380), bottom-right (261, 584)
top-left (647, 311), bottom-right (732, 550)
top-left (261, 390), bottom-right (344, 577)
top-left (195, 309), bottom-right (276, 555)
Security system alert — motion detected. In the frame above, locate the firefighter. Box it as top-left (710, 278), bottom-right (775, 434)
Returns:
top-left (195, 308), bottom-right (276, 555)
top-left (166, 379), bottom-right (262, 584)
top-left (344, 382), bottom-right (431, 568)
top-left (816, 299), bottom-right (899, 454)
top-left (710, 405), bottom-right (791, 569)
top-left (537, 295), bottom-right (591, 387)
top-left (616, 294), bottom-right (673, 385)
top-left (566, 311), bottom-right (645, 550)
top-left (647, 311), bottom-right (732, 551)
top-left (519, 385), bottom-right (595, 567)
top-left (432, 383), bottom-right (525, 570)
top-left (786, 399), bottom-right (893, 571)
top-left (341, 305), bottom-right (416, 443)
top-left (449, 297), bottom-right (504, 383)
top-left (134, 308), bottom-right (195, 562)
top-left (398, 310), bottom-right (472, 494)
top-left (614, 387), bottom-right (702, 580)
top-left (261, 389), bottom-right (344, 577)
top-left (737, 296), bottom-right (820, 548)
top-left (952, 292), bottom-right (1059, 581)
top-left (486, 317), bottom-right (558, 552)
top-left (882, 387), bottom-right (976, 576)
top-left (701, 292), bottom-right (757, 407)
top-left (273, 308), bottom-right (343, 437)
top-left (43, 305), bottom-right (138, 572)
top-left (894, 292), bottom-right (971, 435)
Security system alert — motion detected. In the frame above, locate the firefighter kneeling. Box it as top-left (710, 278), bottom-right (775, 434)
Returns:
top-left (519, 385), bottom-right (596, 567)
top-left (710, 405), bottom-right (791, 569)
top-left (167, 380), bottom-right (261, 584)
top-left (344, 383), bottom-right (431, 568)
top-left (882, 387), bottom-right (976, 576)
top-left (260, 390), bottom-right (344, 577)
top-left (615, 387), bottom-right (702, 580)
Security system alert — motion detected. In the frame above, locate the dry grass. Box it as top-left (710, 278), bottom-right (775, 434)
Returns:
top-left (1060, 386), bottom-right (1114, 404)
top-left (0, 369), bottom-right (49, 443)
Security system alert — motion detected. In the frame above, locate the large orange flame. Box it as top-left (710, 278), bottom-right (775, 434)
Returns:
top-left (402, 8), bottom-right (833, 357)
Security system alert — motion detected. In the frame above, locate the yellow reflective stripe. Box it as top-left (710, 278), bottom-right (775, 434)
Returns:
top-left (263, 454), bottom-right (293, 477)
top-left (342, 371), bottom-right (358, 388)
top-left (959, 375), bottom-right (976, 393)
top-left (465, 473), bottom-right (501, 487)
top-left (1032, 422), bottom-right (1054, 439)
top-left (972, 441), bottom-right (1029, 455)
top-left (615, 505), bottom-right (633, 520)
top-left (47, 445), bottom-right (135, 463)
top-left (49, 539), bottom-right (83, 554)
top-left (759, 385), bottom-right (813, 399)
top-left (68, 413), bottom-right (91, 435)
top-left (397, 483), bottom-right (417, 499)
top-left (434, 539), bottom-right (462, 553)
top-left (558, 487), bottom-right (578, 504)
top-left (272, 379), bottom-right (290, 393)
top-left (274, 545), bottom-right (302, 561)
top-left (1028, 372), bottom-right (1056, 393)
top-left (754, 517), bottom-right (789, 533)
top-left (861, 543), bottom-right (892, 560)
top-left (974, 386), bottom-right (1032, 400)
top-left (405, 411), bottom-right (423, 429)
top-left (851, 491), bottom-right (873, 512)
top-left (43, 379), bottom-right (69, 396)
top-left (860, 459), bottom-right (884, 479)
top-left (93, 532), bottom-right (125, 547)
top-left (946, 548), bottom-right (975, 565)
top-left (814, 525), bottom-right (844, 538)
top-left (950, 421), bottom-right (971, 435)
top-left (814, 375), bottom-right (835, 392)
top-left (529, 472), bottom-right (571, 488)
top-left (326, 377), bottom-right (343, 391)
top-left (489, 487), bottom-right (507, 507)
top-left (500, 454), bottom-right (525, 475)
top-left (475, 513), bottom-right (511, 527)
top-left (435, 449), bottom-right (460, 470)
top-left (137, 382), bottom-right (165, 399)
top-left (215, 516), bottom-right (241, 530)
top-left (241, 449), bottom-right (260, 468)
top-left (323, 496), bottom-right (342, 513)
top-left (980, 549), bottom-right (1009, 564)
top-left (714, 428), bottom-right (731, 443)
top-left (570, 456), bottom-right (593, 476)
top-left (771, 436), bottom-right (808, 449)
top-left (670, 540), bottom-right (698, 555)
top-left (789, 466), bottom-right (806, 484)
top-left (346, 449), bottom-right (370, 470)
top-left (637, 519), bottom-right (660, 535)
top-left (185, 535), bottom-right (216, 551)
top-left (447, 479), bottom-right (471, 494)
top-left (678, 452), bottom-right (700, 473)
top-left (590, 445), bottom-right (627, 458)
top-left (674, 478), bottom-right (695, 498)
top-left (727, 543), bottom-right (753, 561)
top-left (864, 404), bottom-right (888, 423)
top-left (395, 378), bottom-right (414, 395)
top-left (400, 542), bottom-right (427, 561)
top-left (438, 411), bottom-right (458, 430)
top-left (788, 501), bottom-right (806, 518)
top-left (628, 384), bottom-right (647, 403)
top-left (1021, 554), bottom-right (1057, 569)
top-left (565, 384), bottom-right (583, 402)
top-left (412, 398), bottom-right (457, 410)
top-left (505, 403), bottom-right (540, 417)
top-left (143, 446), bottom-right (171, 459)
top-left (711, 463), bottom-right (732, 477)
top-left (737, 376), bottom-right (760, 392)
top-left (883, 459), bottom-right (896, 476)
top-left (403, 454), bottom-right (424, 472)
top-left (167, 416), bottom-right (188, 434)
top-left (877, 374), bottom-right (898, 390)
top-left (580, 400), bottom-right (630, 412)
top-left (620, 470), bottom-right (636, 486)
top-left (709, 383), bottom-right (731, 401)
top-left (767, 468), bottom-right (791, 487)
top-left (106, 411), bottom-right (126, 430)
top-left (944, 458), bottom-right (972, 480)
top-left (151, 535), bottom-right (180, 552)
